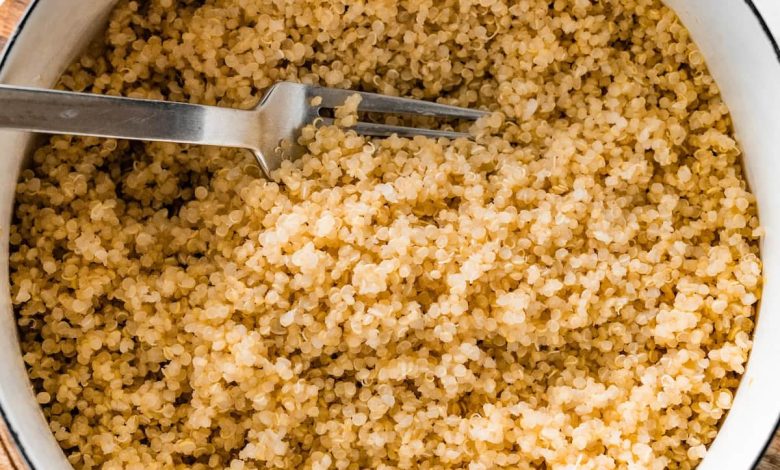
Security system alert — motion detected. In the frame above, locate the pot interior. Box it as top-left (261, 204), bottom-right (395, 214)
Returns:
top-left (0, 1), bottom-right (778, 468)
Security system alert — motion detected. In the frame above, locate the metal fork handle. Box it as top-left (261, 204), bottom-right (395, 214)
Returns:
top-left (0, 84), bottom-right (260, 149)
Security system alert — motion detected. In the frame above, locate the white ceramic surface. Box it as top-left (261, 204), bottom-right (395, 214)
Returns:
top-left (0, 1), bottom-right (778, 469)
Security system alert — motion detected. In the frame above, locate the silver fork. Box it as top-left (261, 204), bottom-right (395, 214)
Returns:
top-left (0, 82), bottom-right (487, 177)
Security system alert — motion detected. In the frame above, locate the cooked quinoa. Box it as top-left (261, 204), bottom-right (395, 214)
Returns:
top-left (9, 0), bottom-right (763, 469)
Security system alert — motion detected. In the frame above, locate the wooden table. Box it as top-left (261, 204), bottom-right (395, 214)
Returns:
top-left (0, 0), bottom-right (777, 468)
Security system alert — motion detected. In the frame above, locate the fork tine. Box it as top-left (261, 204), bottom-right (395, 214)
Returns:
top-left (319, 118), bottom-right (472, 140)
top-left (308, 86), bottom-right (488, 121)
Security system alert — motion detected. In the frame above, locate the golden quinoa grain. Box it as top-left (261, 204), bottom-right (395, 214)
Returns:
top-left (10, 0), bottom-right (762, 469)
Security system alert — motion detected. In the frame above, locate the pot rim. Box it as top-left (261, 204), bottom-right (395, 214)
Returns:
top-left (741, 9), bottom-right (780, 470)
top-left (0, 5), bottom-right (42, 470)
top-left (0, 0), bottom-right (778, 468)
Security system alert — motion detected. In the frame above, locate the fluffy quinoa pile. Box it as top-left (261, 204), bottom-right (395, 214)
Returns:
top-left (9, 0), bottom-right (763, 469)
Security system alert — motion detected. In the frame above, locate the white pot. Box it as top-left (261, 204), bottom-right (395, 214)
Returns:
top-left (0, 1), bottom-right (778, 468)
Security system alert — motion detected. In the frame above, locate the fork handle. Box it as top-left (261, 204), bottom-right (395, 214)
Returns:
top-left (0, 84), bottom-right (259, 149)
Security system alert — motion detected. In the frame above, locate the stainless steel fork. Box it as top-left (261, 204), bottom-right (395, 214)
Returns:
top-left (0, 82), bottom-right (487, 177)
